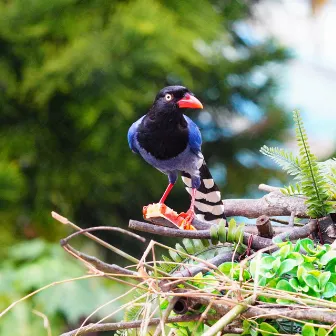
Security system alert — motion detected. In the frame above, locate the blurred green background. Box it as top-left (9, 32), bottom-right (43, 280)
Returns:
top-left (0, 0), bottom-right (334, 335)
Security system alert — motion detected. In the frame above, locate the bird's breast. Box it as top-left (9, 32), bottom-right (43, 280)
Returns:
top-left (136, 128), bottom-right (189, 160)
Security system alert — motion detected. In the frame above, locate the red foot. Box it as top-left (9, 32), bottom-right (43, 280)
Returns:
top-left (143, 203), bottom-right (196, 230)
top-left (176, 209), bottom-right (195, 230)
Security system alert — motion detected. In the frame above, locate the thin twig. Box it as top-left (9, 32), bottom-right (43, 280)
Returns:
top-left (258, 184), bottom-right (281, 193)
top-left (52, 211), bottom-right (140, 264)
top-left (60, 226), bottom-right (145, 244)
top-left (63, 244), bottom-right (136, 276)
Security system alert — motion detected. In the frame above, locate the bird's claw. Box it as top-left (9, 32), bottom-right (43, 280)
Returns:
top-left (176, 210), bottom-right (195, 230)
top-left (143, 203), bottom-right (196, 230)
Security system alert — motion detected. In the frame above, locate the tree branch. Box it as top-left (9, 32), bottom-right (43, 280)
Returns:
top-left (60, 314), bottom-right (236, 336)
top-left (223, 191), bottom-right (308, 218)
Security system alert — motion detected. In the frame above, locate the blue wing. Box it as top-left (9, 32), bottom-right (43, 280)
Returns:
top-left (127, 116), bottom-right (145, 154)
top-left (184, 115), bottom-right (202, 155)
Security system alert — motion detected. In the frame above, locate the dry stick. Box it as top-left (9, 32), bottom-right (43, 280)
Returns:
top-left (244, 307), bottom-right (336, 325)
top-left (203, 296), bottom-right (255, 336)
top-left (53, 212), bottom-right (173, 279)
top-left (223, 191), bottom-right (308, 218)
top-left (258, 184), bottom-right (281, 193)
top-left (32, 310), bottom-right (52, 336)
top-left (269, 217), bottom-right (290, 225)
top-left (52, 211), bottom-right (139, 264)
top-left (63, 244), bottom-right (136, 276)
top-left (180, 293), bottom-right (336, 325)
top-left (60, 314), bottom-right (233, 336)
top-left (153, 297), bottom-right (179, 336)
top-left (60, 226), bottom-right (146, 244)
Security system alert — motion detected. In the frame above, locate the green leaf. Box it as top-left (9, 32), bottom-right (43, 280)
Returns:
top-left (227, 218), bottom-right (236, 242)
top-left (320, 251), bottom-right (336, 265)
top-left (276, 279), bottom-right (295, 304)
top-left (317, 328), bottom-right (327, 336)
top-left (276, 279), bottom-right (294, 292)
top-left (303, 274), bottom-right (320, 291)
top-left (259, 322), bottom-right (279, 336)
top-left (301, 238), bottom-right (317, 255)
top-left (210, 225), bottom-right (219, 245)
top-left (160, 299), bottom-right (169, 310)
top-left (278, 243), bottom-right (291, 260)
top-left (287, 252), bottom-right (304, 265)
top-left (322, 282), bottom-right (336, 298)
top-left (235, 224), bottom-right (245, 243)
top-left (272, 257), bottom-right (281, 271)
top-left (175, 243), bottom-right (187, 255)
top-left (302, 324), bottom-right (315, 336)
top-left (217, 220), bottom-right (227, 243)
top-left (182, 239), bottom-right (195, 255)
top-left (277, 259), bottom-right (297, 276)
top-left (318, 271), bottom-right (331, 288)
top-left (168, 250), bottom-right (183, 262)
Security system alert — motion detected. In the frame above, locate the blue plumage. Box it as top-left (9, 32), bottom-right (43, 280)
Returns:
top-left (128, 114), bottom-right (203, 187)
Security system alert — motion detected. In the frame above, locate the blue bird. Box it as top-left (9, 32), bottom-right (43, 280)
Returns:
top-left (128, 86), bottom-right (225, 229)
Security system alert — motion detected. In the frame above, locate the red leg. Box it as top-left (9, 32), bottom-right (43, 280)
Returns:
top-left (159, 183), bottom-right (175, 204)
top-left (188, 188), bottom-right (196, 213)
top-left (178, 188), bottom-right (196, 227)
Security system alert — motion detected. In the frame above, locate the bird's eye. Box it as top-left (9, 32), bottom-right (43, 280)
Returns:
top-left (165, 94), bottom-right (173, 101)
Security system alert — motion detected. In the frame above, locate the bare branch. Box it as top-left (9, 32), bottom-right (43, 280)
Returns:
top-left (60, 314), bottom-right (232, 336)
top-left (223, 191), bottom-right (308, 218)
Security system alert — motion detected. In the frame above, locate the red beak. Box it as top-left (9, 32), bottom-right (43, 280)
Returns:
top-left (177, 93), bottom-right (203, 109)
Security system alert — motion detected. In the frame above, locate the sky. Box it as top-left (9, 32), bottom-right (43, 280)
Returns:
top-left (253, 0), bottom-right (336, 159)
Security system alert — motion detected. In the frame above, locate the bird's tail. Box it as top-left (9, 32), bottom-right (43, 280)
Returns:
top-left (181, 162), bottom-right (225, 224)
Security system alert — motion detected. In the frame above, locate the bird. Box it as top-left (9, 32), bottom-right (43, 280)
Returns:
top-left (127, 85), bottom-right (225, 229)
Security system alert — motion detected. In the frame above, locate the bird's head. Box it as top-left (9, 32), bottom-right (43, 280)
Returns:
top-left (152, 86), bottom-right (203, 113)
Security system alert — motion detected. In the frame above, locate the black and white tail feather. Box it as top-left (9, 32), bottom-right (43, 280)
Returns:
top-left (182, 162), bottom-right (225, 224)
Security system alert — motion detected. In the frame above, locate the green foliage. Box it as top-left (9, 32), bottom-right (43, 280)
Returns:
top-left (249, 239), bottom-right (336, 300)
top-left (261, 111), bottom-right (335, 218)
top-left (0, 239), bottom-right (120, 336)
top-left (209, 218), bottom-right (245, 248)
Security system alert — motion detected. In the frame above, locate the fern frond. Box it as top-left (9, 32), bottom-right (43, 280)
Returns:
top-left (260, 145), bottom-right (302, 176)
top-left (318, 159), bottom-right (336, 200)
top-left (293, 110), bottom-right (333, 217)
top-left (281, 183), bottom-right (303, 196)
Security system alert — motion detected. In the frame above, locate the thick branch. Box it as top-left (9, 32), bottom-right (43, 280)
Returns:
top-left (60, 314), bottom-right (237, 336)
top-left (274, 219), bottom-right (317, 241)
top-left (223, 191), bottom-right (308, 218)
top-left (179, 295), bottom-right (336, 325)
top-left (129, 219), bottom-right (273, 250)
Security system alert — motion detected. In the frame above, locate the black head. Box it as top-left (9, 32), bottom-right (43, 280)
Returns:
top-left (152, 86), bottom-right (203, 113)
